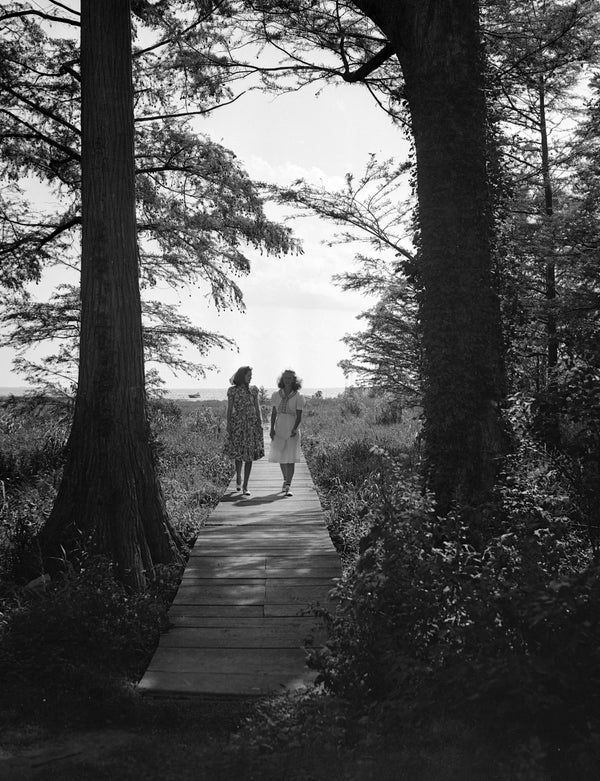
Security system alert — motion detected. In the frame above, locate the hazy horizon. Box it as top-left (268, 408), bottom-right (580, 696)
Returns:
top-left (0, 385), bottom-right (348, 401)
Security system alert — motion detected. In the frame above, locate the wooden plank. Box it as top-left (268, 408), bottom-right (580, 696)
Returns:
top-left (204, 519), bottom-right (329, 529)
top-left (197, 527), bottom-right (327, 538)
top-left (148, 647), bottom-right (307, 674)
top-left (176, 569), bottom-right (267, 588)
top-left (182, 568), bottom-right (339, 581)
top-left (159, 625), bottom-right (326, 648)
top-left (264, 603), bottom-right (334, 617)
top-left (192, 544), bottom-right (332, 553)
top-left (167, 616), bottom-right (325, 630)
top-left (188, 549), bottom-right (336, 556)
top-left (138, 670), bottom-right (316, 696)
top-left (180, 577), bottom-right (331, 587)
top-left (265, 584), bottom-right (334, 604)
top-left (181, 569), bottom-right (267, 580)
top-left (173, 584), bottom-right (265, 605)
top-left (169, 605), bottom-right (265, 618)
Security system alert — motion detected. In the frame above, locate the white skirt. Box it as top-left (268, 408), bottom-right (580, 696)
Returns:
top-left (269, 412), bottom-right (301, 463)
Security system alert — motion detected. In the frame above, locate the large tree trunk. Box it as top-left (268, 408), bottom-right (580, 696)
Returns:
top-left (354, 0), bottom-right (507, 512)
top-left (39, 0), bottom-right (183, 589)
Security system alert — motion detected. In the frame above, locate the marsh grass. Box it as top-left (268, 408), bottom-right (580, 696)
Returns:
top-left (301, 392), bottom-right (421, 563)
top-left (302, 392), bottom-right (421, 450)
top-left (149, 398), bottom-right (232, 542)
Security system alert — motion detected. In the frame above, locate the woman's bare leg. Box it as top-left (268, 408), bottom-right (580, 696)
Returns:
top-left (279, 464), bottom-right (287, 491)
top-left (243, 461), bottom-right (252, 492)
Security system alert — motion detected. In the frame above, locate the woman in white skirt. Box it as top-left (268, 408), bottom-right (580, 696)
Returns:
top-left (269, 369), bottom-right (304, 496)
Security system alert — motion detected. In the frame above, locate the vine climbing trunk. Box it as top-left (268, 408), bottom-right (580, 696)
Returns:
top-left (38, 0), bottom-right (183, 589)
top-left (353, 0), bottom-right (508, 513)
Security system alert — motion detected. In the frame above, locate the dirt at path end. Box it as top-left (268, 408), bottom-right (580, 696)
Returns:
top-left (1, 729), bottom-right (141, 780)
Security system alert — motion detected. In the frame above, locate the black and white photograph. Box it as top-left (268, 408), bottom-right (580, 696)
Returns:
top-left (1, 1), bottom-right (600, 778)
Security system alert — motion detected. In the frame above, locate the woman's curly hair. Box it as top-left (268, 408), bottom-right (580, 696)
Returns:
top-left (230, 366), bottom-right (252, 386)
top-left (277, 369), bottom-right (302, 391)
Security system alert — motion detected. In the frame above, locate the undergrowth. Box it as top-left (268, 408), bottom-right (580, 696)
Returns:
top-left (302, 395), bottom-right (599, 780)
top-left (2, 389), bottom-right (597, 779)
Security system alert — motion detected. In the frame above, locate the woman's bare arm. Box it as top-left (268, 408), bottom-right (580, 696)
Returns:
top-left (291, 410), bottom-right (302, 436)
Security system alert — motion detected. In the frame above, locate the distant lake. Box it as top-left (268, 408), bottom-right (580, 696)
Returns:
top-left (0, 386), bottom-right (347, 401)
top-left (164, 387), bottom-right (346, 401)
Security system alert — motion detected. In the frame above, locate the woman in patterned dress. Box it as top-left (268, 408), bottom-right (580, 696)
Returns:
top-left (269, 369), bottom-right (304, 497)
top-left (224, 366), bottom-right (264, 496)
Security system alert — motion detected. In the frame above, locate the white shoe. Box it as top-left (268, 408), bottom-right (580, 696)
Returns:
top-left (285, 486), bottom-right (293, 496)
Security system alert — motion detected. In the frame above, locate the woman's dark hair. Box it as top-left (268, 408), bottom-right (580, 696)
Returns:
top-left (230, 366), bottom-right (252, 387)
top-left (277, 369), bottom-right (302, 391)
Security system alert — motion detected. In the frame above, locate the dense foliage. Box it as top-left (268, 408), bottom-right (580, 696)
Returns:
top-left (301, 393), bottom-right (600, 777)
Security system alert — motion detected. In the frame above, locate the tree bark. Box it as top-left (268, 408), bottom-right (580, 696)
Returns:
top-left (352, 0), bottom-right (507, 512)
top-left (38, 0), bottom-right (183, 589)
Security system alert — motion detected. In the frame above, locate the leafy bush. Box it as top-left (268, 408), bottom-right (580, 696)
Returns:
top-left (0, 556), bottom-right (172, 718)
top-left (310, 444), bottom-right (597, 760)
top-left (148, 397), bottom-right (183, 429)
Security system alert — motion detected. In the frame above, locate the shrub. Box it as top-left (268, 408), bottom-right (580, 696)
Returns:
top-left (0, 556), bottom-right (171, 715)
top-left (311, 445), bottom-right (597, 756)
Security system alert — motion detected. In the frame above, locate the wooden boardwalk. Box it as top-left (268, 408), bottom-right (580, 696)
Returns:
top-left (138, 447), bottom-right (340, 697)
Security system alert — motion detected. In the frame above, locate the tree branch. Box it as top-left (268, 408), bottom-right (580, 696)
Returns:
top-left (341, 41), bottom-right (395, 82)
top-left (135, 91), bottom-right (246, 122)
top-left (0, 9), bottom-right (79, 26)
top-left (3, 85), bottom-right (81, 137)
top-left (0, 109), bottom-right (80, 161)
top-left (133, 0), bottom-right (228, 58)
top-left (48, 1), bottom-right (79, 16)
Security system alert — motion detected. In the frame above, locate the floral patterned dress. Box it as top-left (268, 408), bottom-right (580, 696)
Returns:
top-left (224, 384), bottom-right (264, 461)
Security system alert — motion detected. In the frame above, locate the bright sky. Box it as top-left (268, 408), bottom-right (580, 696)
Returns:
top-left (174, 83), bottom-right (409, 389)
top-left (0, 38), bottom-right (410, 390)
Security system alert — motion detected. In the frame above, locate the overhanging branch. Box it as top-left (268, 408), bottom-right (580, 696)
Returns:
top-left (0, 9), bottom-right (79, 26)
top-left (135, 91), bottom-right (246, 123)
top-left (342, 41), bottom-right (395, 83)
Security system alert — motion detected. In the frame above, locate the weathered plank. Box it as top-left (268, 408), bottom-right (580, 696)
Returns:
top-left (173, 584), bottom-right (266, 605)
top-left (138, 671), bottom-right (316, 696)
top-left (149, 647), bottom-right (308, 674)
top-left (160, 624), bottom-right (326, 648)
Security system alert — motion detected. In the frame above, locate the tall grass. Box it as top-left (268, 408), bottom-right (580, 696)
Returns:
top-left (149, 398), bottom-right (232, 543)
top-left (302, 391), bottom-right (421, 452)
top-left (0, 398), bottom-right (69, 578)
top-left (301, 391), bottom-right (421, 563)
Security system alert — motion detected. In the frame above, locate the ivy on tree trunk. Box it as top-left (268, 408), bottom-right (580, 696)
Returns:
top-left (39, 0), bottom-right (183, 589)
top-left (353, 0), bottom-right (508, 512)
